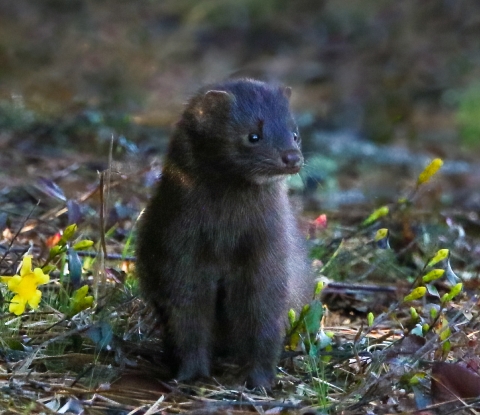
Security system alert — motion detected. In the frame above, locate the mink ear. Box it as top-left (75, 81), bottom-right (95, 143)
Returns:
top-left (191, 90), bottom-right (234, 125)
top-left (202, 90), bottom-right (234, 113)
top-left (204, 90), bottom-right (231, 100)
top-left (282, 86), bottom-right (292, 100)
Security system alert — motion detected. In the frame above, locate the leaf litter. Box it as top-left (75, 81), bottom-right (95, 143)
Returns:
top-left (1, 144), bottom-right (480, 414)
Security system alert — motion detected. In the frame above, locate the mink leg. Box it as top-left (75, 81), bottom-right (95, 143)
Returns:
top-left (226, 266), bottom-right (288, 388)
top-left (165, 279), bottom-right (217, 382)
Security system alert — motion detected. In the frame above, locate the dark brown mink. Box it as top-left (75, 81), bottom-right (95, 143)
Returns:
top-left (136, 78), bottom-right (312, 388)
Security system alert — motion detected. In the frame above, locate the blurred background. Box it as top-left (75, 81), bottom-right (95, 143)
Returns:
top-left (1, 0), bottom-right (480, 215)
top-left (1, 3), bottom-right (479, 407)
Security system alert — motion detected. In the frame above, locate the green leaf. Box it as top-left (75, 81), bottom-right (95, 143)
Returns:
top-left (427, 249), bottom-right (449, 268)
top-left (308, 342), bottom-right (318, 358)
top-left (72, 240), bottom-right (94, 251)
top-left (317, 330), bottom-right (333, 349)
top-left (288, 308), bottom-right (296, 327)
top-left (425, 283), bottom-right (440, 298)
top-left (288, 330), bottom-right (301, 350)
top-left (422, 269), bottom-right (445, 283)
top-left (87, 322), bottom-right (113, 350)
top-left (444, 283), bottom-right (463, 302)
top-left (445, 261), bottom-right (460, 285)
top-left (410, 307), bottom-right (419, 321)
top-left (58, 224), bottom-right (78, 246)
top-left (362, 206), bottom-right (389, 226)
top-left (404, 287), bottom-right (427, 302)
top-left (70, 285), bottom-right (94, 315)
top-left (417, 158), bottom-right (443, 186)
top-left (48, 245), bottom-right (67, 259)
top-left (411, 324), bottom-right (423, 337)
top-left (67, 248), bottom-right (83, 287)
top-left (440, 327), bottom-right (451, 341)
top-left (41, 264), bottom-right (57, 274)
top-left (304, 299), bottom-right (323, 335)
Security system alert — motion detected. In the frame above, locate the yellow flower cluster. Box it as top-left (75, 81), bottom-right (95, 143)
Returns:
top-left (1, 256), bottom-right (50, 315)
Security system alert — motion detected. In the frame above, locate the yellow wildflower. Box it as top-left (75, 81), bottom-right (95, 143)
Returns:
top-left (1, 256), bottom-right (50, 315)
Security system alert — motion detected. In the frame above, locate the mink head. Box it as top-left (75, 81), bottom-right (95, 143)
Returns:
top-left (178, 79), bottom-right (303, 183)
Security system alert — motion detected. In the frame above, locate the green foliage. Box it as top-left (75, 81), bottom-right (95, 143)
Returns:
top-left (456, 82), bottom-right (480, 147)
top-left (300, 157), bottom-right (469, 411)
top-left (299, 155), bottom-right (339, 194)
top-left (0, 99), bottom-right (37, 130)
top-left (287, 298), bottom-right (325, 351)
top-left (286, 284), bottom-right (333, 411)
top-left (304, 301), bottom-right (323, 336)
top-left (0, 146), bottom-right (466, 412)
top-left (87, 322), bottom-right (114, 351)
top-left (69, 285), bottom-right (94, 316)
top-left (0, 224), bottom-right (95, 316)
top-left (286, 280), bottom-right (334, 396)
top-left (362, 206), bottom-right (389, 226)
top-left (43, 224), bottom-right (94, 300)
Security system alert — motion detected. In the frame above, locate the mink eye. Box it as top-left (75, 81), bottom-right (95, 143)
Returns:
top-left (293, 132), bottom-right (299, 142)
top-left (248, 133), bottom-right (261, 143)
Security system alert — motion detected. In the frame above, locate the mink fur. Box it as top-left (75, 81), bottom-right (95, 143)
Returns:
top-left (136, 79), bottom-right (312, 388)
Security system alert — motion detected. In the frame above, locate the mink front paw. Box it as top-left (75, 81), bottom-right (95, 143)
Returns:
top-left (246, 367), bottom-right (275, 390)
top-left (176, 354), bottom-right (211, 382)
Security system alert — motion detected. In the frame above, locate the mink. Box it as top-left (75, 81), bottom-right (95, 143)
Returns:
top-left (136, 78), bottom-right (312, 388)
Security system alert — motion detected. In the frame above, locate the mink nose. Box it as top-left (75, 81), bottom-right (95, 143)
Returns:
top-left (281, 150), bottom-right (303, 169)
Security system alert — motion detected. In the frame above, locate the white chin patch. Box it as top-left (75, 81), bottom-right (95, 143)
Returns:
top-left (251, 174), bottom-right (286, 185)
